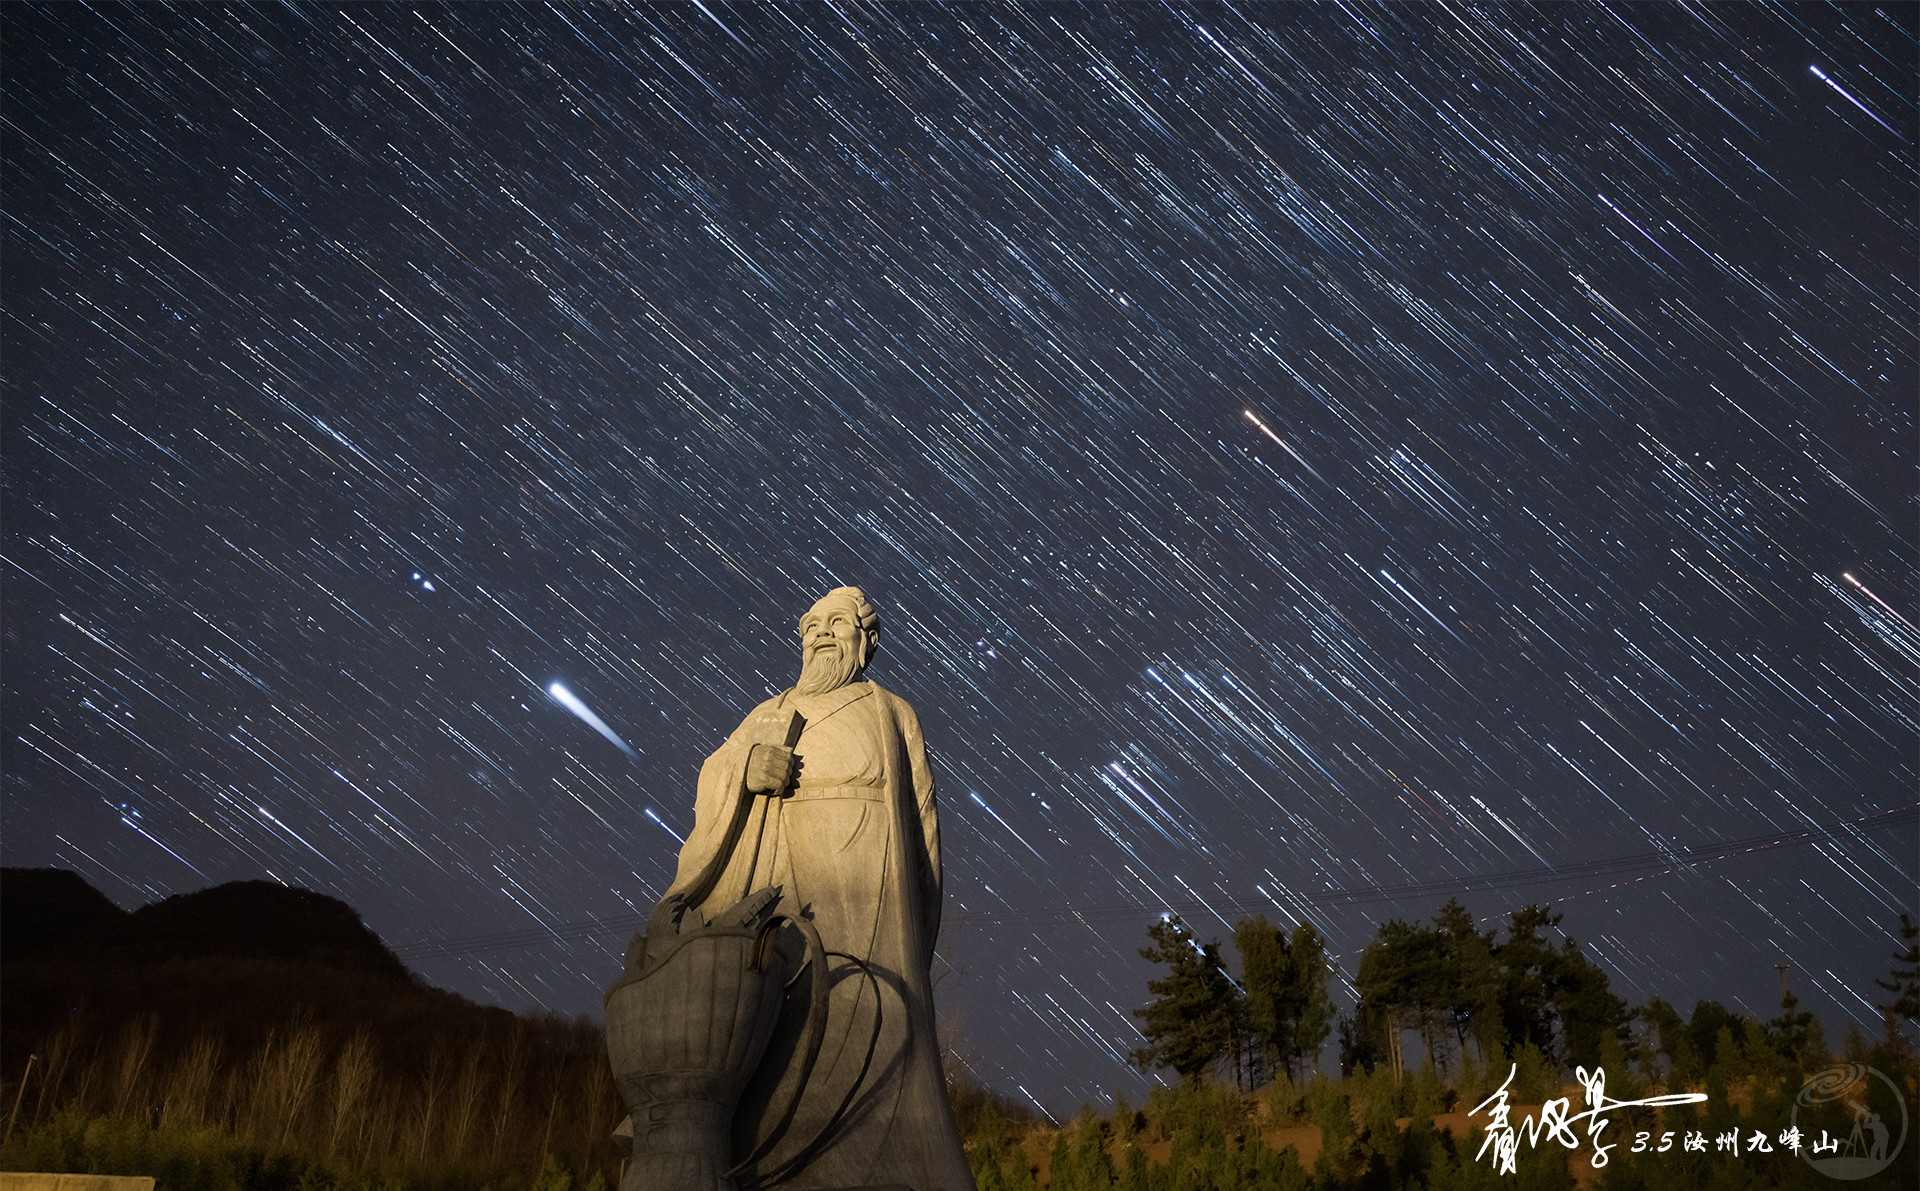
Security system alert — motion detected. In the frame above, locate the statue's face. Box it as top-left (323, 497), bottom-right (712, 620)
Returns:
top-left (798, 595), bottom-right (865, 672)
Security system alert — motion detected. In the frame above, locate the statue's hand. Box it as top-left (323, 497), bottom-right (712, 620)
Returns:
top-left (745, 743), bottom-right (797, 796)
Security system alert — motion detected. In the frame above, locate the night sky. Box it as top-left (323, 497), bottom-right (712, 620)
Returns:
top-left (3, 2), bottom-right (1913, 1115)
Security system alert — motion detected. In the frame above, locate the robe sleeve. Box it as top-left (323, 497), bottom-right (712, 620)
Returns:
top-left (893, 692), bottom-right (942, 948)
top-left (662, 699), bottom-right (774, 908)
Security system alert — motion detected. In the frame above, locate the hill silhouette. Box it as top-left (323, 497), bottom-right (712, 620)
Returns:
top-left (1, 870), bottom-right (623, 1188)
top-left (2, 869), bottom-right (408, 978)
top-left (96, 878), bottom-right (409, 978)
top-left (0, 866), bottom-right (129, 958)
top-left (0, 869), bottom-right (532, 1081)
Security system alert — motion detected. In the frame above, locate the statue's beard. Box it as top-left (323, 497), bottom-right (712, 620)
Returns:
top-left (795, 643), bottom-right (861, 696)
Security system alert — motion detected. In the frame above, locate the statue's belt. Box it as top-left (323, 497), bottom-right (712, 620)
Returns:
top-left (778, 783), bottom-right (886, 802)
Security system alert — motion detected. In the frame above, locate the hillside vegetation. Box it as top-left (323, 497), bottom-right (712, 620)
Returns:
top-left (2, 868), bottom-right (617, 1190)
top-left (3, 871), bottom-right (1913, 1190)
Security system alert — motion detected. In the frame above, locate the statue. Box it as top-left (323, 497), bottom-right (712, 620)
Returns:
top-left (606, 586), bottom-right (976, 1191)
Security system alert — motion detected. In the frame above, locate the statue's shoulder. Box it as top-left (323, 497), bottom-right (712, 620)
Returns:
top-left (864, 681), bottom-right (922, 728)
top-left (723, 692), bottom-right (794, 737)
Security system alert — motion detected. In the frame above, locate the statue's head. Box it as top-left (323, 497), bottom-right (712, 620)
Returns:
top-left (795, 586), bottom-right (880, 695)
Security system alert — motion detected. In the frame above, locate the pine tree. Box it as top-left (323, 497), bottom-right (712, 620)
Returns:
top-left (1765, 988), bottom-right (1825, 1070)
top-left (1874, 911), bottom-right (1920, 1031)
top-left (1433, 899), bottom-right (1503, 1063)
top-left (1281, 922), bottom-right (1335, 1081)
top-left (1355, 918), bottom-right (1451, 1079)
top-left (1547, 934), bottom-right (1629, 1071)
top-left (1131, 916), bottom-right (1241, 1085)
top-left (1494, 905), bottom-right (1562, 1059)
top-left (1335, 1010), bottom-right (1384, 1077)
top-left (1233, 916), bottom-right (1334, 1086)
top-left (1679, 1000), bottom-right (1748, 1080)
top-left (1237, 916), bottom-right (1288, 1088)
top-left (1069, 1104), bottom-right (1116, 1191)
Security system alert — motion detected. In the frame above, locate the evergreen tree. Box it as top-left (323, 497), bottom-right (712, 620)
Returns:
top-left (1546, 933), bottom-right (1629, 1071)
top-left (1765, 987), bottom-right (1825, 1070)
top-left (1233, 916), bottom-right (1334, 1085)
top-left (1682, 999), bottom-right (1746, 1069)
top-left (1355, 918), bottom-right (1450, 1079)
top-left (1493, 905), bottom-right (1562, 1059)
top-left (1132, 916), bottom-right (1242, 1085)
top-left (1336, 1009), bottom-right (1385, 1077)
top-left (1068, 1104), bottom-right (1116, 1191)
top-left (1282, 922), bottom-right (1336, 1081)
top-left (1482, 903), bottom-right (1630, 1070)
top-left (1237, 916), bottom-right (1287, 1088)
top-left (1874, 911), bottom-right (1920, 1030)
top-left (1636, 996), bottom-right (1686, 1079)
top-left (1047, 1129), bottom-right (1074, 1191)
top-left (1433, 899), bottom-right (1504, 1063)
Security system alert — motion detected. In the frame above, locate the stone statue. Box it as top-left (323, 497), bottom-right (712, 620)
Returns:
top-left (607, 586), bottom-right (975, 1191)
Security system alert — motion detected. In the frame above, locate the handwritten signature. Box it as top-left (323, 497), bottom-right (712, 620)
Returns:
top-left (1472, 1064), bottom-right (1709, 1172)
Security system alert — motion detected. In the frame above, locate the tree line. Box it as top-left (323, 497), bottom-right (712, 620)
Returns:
top-left (1130, 900), bottom-right (1920, 1090)
top-left (5, 862), bottom-right (1914, 1190)
top-left (946, 904), bottom-right (1920, 1190)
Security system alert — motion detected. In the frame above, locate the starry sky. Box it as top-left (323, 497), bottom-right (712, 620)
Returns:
top-left (3, 2), bottom-right (1914, 1114)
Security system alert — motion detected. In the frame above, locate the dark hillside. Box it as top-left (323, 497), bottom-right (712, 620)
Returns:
top-left (0, 870), bottom-right (496, 1074)
top-left (93, 878), bottom-right (409, 978)
top-left (1, 869), bottom-right (622, 1188)
top-left (1, 869), bottom-right (408, 978)
top-left (1, 866), bottom-right (129, 958)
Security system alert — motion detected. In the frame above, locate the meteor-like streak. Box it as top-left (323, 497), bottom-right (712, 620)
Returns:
top-left (970, 791), bottom-right (1049, 864)
top-left (1380, 567), bottom-right (1472, 647)
top-left (691, 0), bottom-right (752, 53)
top-left (122, 815), bottom-right (210, 879)
top-left (548, 681), bottom-right (640, 762)
top-left (1244, 409), bottom-right (1327, 484)
top-left (1842, 572), bottom-right (1917, 634)
top-left (1809, 65), bottom-right (1908, 141)
top-left (644, 806), bottom-right (684, 843)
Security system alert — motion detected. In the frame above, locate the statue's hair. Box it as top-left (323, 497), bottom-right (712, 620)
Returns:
top-left (804, 585), bottom-right (881, 657)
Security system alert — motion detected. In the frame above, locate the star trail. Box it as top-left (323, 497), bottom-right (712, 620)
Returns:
top-left (2, 2), bottom-right (1913, 1112)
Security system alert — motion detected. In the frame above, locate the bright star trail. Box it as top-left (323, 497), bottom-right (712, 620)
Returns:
top-left (548, 681), bottom-right (641, 763)
top-left (2, 3), bottom-right (1913, 1113)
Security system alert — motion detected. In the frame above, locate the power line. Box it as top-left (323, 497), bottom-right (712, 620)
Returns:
top-left (393, 911), bottom-right (647, 961)
top-left (947, 804), bottom-right (1917, 929)
top-left (389, 803), bottom-right (1914, 962)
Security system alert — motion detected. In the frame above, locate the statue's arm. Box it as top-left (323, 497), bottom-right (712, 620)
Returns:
top-left (896, 695), bottom-right (942, 943)
top-left (664, 704), bottom-right (771, 904)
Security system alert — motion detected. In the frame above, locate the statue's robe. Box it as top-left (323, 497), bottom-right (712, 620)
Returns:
top-left (663, 679), bottom-right (974, 1191)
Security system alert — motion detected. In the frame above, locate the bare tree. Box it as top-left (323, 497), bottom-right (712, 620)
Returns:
top-left (277, 1025), bottom-right (327, 1147)
top-left (488, 1026), bottom-right (528, 1167)
top-left (575, 1051), bottom-right (617, 1174)
top-left (160, 1035), bottom-right (224, 1131)
top-left (444, 1043), bottom-right (488, 1165)
top-left (106, 1016), bottom-right (158, 1120)
top-left (32, 1020), bottom-right (81, 1127)
top-left (410, 1037), bottom-right (453, 1164)
top-left (326, 1028), bottom-right (378, 1164)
